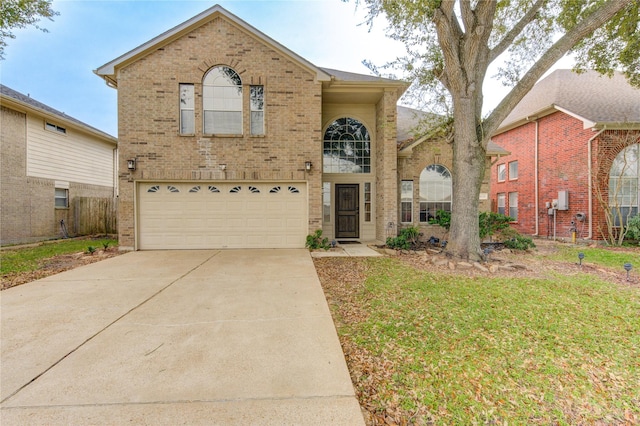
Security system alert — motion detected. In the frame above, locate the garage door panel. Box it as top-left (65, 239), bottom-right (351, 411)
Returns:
top-left (138, 182), bottom-right (307, 249)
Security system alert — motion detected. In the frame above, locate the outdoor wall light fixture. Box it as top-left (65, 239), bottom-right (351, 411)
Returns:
top-left (624, 263), bottom-right (632, 281)
top-left (127, 158), bottom-right (136, 171)
top-left (305, 161), bottom-right (312, 171)
top-left (578, 252), bottom-right (584, 267)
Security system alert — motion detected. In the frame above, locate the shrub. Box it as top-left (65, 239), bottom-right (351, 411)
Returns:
top-left (428, 210), bottom-right (451, 230)
top-left (305, 229), bottom-right (331, 250)
top-left (86, 246), bottom-right (97, 255)
top-left (503, 234), bottom-right (536, 251)
top-left (387, 226), bottom-right (421, 250)
top-left (479, 212), bottom-right (513, 240)
top-left (625, 215), bottom-right (640, 241)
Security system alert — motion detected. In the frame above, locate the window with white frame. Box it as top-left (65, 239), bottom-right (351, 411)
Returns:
top-left (55, 188), bottom-right (69, 208)
top-left (419, 164), bottom-right (452, 222)
top-left (497, 163), bottom-right (506, 182)
top-left (179, 84), bottom-right (194, 134)
top-left (509, 161), bottom-right (518, 180)
top-left (203, 66), bottom-right (242, 135)
top-left (401, 180), bottom-right (413, 223)
top-left (323, 117), bottom-right (371, 173)
top-left (45, 122), bottom-right (66, 134)
top-left (323, 182), bottom-right (331, 223)
top-left (509, 192), bottom-right (518, 220)
top-left (609, 143), bottom-right (640, 226)
top-left (497, 193), bottom-right (506, 215)
top-left (364, 182), bottom-right (372, 222)
top-left (250, 85), bottom-right (264, 135)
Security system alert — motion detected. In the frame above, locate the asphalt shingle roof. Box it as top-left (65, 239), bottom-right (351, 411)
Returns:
top-left (500, 69), bottom-right (640, 130)
top-left (1, 84), bottom-right (116, 141)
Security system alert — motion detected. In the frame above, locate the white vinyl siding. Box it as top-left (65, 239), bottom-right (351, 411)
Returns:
top-left (26, 115), bottom-right (114, 187)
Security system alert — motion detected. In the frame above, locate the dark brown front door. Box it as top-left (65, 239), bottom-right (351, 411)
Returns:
top-left (335, 184), bottom-right (359, 239)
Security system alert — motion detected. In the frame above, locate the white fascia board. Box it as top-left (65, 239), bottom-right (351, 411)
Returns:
top-left (553, 105), bottom-right (596, 129)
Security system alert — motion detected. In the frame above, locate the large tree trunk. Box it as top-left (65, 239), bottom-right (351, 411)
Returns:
top-left (447, 95), bottom-right (486, 261)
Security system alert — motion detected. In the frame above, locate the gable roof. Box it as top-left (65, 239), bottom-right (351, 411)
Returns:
top-left (0, 84), bottom-right (117, 144)
top-left (94, 4), bottom-right (331, 87)
top-left (497, 69), bottom-right (640, 133)
top-left (397, 105), bottom-right (509, 157)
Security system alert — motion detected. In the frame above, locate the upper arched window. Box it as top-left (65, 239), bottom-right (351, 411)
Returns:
top-left (609, 144), bottom-right (639, 225)
top-left (323, 117), bottom-right (371, 173)
top-left (203, 66), bottom-right (242, 135)
top-left (419, 164), bottom-right (452, 222)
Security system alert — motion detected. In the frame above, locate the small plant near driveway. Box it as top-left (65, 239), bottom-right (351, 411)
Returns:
top-left (305, 229), bottom-right (331, 250)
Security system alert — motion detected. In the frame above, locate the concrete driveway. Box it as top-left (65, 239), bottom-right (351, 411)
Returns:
top-left (1, 249), bottom-right (364, 425)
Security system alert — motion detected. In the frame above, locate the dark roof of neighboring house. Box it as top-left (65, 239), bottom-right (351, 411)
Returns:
top-left (498, 69), bottom-right (640, 132)
top-left (0, 84), bottom-right (117, 143)
top-left (397, 105), bottom-right (509, 156)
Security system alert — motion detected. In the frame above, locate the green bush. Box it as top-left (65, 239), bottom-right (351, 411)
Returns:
top-left (428, 210), bottom-right (451, 230)
top-left (305, 229), bottom-right (331, 250)
top-left (387, 226), bottom-right (421, 250)
top-left (625, 215), bottom-right (640, 241)
top-left (479, 212), bottom-right (513, 240)
top-left (503, 234), bottom-right (536, 250)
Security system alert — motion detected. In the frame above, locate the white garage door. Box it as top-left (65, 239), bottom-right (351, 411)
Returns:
top-left (138, 182), bottom-right (307, 249)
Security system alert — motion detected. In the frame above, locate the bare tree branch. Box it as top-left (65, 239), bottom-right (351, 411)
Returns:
top-left (488, 0), bottom-right (547, 63)
top-left (483, 0), bottom-right (630, 141)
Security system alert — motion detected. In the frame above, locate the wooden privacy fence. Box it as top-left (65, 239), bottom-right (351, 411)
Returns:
top-left (74, 197), bottom-right (117, 235)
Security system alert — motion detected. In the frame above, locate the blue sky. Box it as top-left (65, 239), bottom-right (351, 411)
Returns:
top-left (1, 0), bottom-right (570, 137)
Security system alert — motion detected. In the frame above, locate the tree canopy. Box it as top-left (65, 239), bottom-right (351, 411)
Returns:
top-left (0, 0), bottom-right (58, 59)
top-left (355, 0), bottom-right (639, 260)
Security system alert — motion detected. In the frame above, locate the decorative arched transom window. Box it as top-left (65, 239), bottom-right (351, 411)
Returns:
top-left (323, 117), bottom-right (371, 173)
top-left (203, 66), bottom-right (242, 135)
top-left (609, 144), bottom-right (639, 225)
top-left (419, 164), bottom-right (452, 222)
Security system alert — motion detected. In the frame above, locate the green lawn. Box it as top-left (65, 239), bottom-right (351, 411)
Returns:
top-left (319, 253), bottom-right (640, 424)
top-left (1, 238), bottom-right (118, 275)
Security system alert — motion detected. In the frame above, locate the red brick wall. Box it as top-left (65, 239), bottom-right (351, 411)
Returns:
top-left (491, 112), bottom-right (597, 239)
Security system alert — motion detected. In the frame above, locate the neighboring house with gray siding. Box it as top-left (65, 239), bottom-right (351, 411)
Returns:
top-left (1, 84), bottom-right (118, 245)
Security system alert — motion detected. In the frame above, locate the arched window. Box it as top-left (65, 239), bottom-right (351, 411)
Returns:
top-left (609, 144), bottom-right (639, 225)
top-left (323, 117), bottom-right (371, 173)
top-left (419, 164), bottom-right (452, 222)
top-left (203, 66), bottom-right (242, 134)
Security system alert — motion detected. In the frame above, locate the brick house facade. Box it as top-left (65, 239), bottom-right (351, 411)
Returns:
top-left (1, 85), bottom-right (117, 245)
top-left (490, 70), bottom-right (640, 241)
top-left (95, 5), bottom-right (502, 250)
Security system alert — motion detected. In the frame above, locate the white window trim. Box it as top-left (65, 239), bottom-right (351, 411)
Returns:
top-left (401, 180), bottom-right (413, 224)
top-left (508, 161), bottom-right (518, 181)
top-left (497, 163), bottom-right (506, 182)
top-left (55, 187), bottom-right (69, 209)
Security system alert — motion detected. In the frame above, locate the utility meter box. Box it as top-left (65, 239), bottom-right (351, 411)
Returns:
top-left (557, 190), bottom-right (569, 210)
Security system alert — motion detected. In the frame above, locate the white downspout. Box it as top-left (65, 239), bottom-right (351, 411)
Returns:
top-left (587, 127), bottom-right (606, 240)
top-left (526, 117), bottom-right (540, 236)
top-left (534, 119), bottom-right (539, 236)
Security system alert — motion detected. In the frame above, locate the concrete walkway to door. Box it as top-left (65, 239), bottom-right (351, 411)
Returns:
top-left (1, 249), bottom-right (364, 425)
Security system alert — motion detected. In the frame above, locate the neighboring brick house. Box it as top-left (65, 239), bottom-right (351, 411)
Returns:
top-left (95, 5), bottom-right (504, 250)
top-left (1, 85), bottom-right (118, 245)
top-left (490, 70), bottom-right (640, 240)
